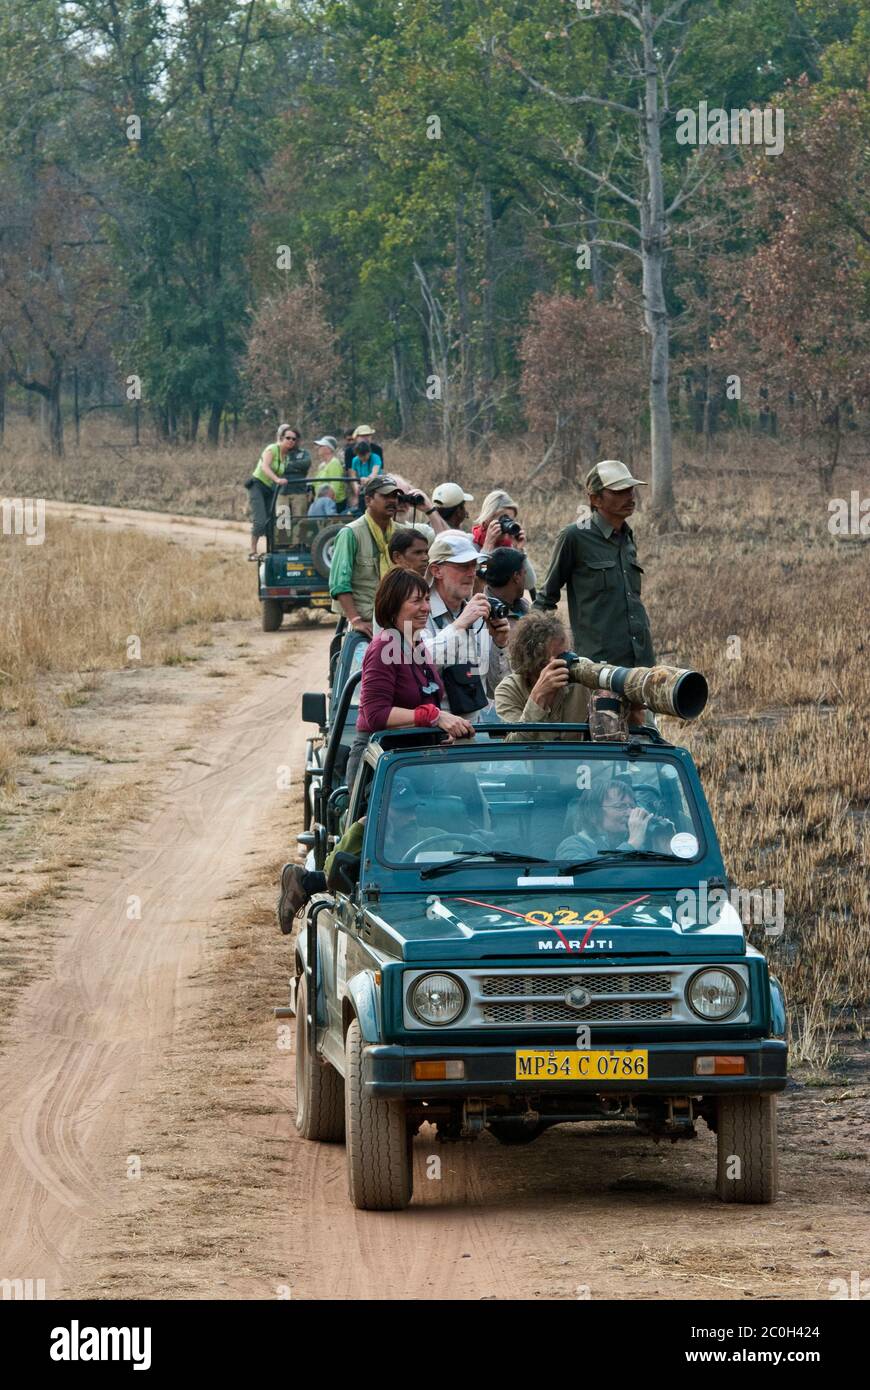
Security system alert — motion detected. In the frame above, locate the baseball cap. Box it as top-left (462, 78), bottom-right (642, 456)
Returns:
top-left (432, 482), bottom-right (474, 507)
top-left (352, 424), bottom-right (375, 438)
top-left (364, 473), bottom-right (402, 497)
top-left (427, 529), bottom-right (480, 566)
top-left (585, 459), bottom-right (648, 493)
top-left (478, 547), bottom-right (526, 586)
top-left (313, 435), bottom-right (338, 450)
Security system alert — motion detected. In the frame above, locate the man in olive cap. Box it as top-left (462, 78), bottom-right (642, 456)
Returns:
top-left (533, 459), bottom-right (655, 669)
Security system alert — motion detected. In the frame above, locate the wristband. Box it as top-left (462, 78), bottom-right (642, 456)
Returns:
top-left (414, 703), bottom-right (441, 727)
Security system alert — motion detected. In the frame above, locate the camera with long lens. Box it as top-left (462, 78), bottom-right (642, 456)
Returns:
top-left (498, 514), bottom-right (523, 539)
top-left (555, 652), bottom-right (708, 721)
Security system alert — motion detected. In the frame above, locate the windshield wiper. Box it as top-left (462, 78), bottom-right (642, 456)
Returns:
top-left (420, 851), bottom-right (548, 880)
top-left (559, 850), bottom-right (678, 875)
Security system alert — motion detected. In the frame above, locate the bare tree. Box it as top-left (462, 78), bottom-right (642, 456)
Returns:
top-left (507, 0), bottom-right (718, 527)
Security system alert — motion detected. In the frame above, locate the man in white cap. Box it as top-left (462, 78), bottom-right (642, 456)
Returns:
top-left (423, 529), bottom-right (511, 723)
top-left (533, 460), bottom-right (655, 669)
top-left (311, 435), bottom-right (349, 511)
top-left (425, 482), bottom-right (475, 534)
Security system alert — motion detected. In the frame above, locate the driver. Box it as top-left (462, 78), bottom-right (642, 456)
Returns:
top-left (556, 779), bottom-right (675, 861)
top-left (384, 777), bottom-right (459, 860)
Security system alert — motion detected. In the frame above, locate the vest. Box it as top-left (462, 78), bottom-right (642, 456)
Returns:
top-left (430, 608), bottom-right (488, 716)
top-left (333, 514), bottom-right (384, 622)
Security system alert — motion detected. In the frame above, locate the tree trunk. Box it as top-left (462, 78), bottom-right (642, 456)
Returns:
top-left (479, 185), bottom-right (498, 447)
top-left (48, 366), bottom-right (64, 457)
top-left (454, 190), bottom-right (477, 447)
top-left (640, 0), bottom-right (676, 526)
top-left (73, 367), bottom-right (81, 447)
top-left (207, 401), bottom-right (223, 447)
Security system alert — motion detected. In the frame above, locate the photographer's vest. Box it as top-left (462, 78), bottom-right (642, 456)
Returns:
top-left (332, 514), bottom-right (391, 621)
top-left (430, 607), bottom-right (488, 716)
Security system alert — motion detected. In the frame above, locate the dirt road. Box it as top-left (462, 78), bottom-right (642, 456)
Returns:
top-left (1, 503), bottom-right (867, 1302)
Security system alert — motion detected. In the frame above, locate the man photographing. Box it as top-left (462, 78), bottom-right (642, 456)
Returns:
top-left (424, 530), bottom-right (510, 723)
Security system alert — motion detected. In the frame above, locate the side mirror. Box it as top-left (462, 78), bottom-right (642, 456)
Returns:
top-left (302, 691), bottom-right (327, 727)
top-left (327, 851), bottom-right (361, 898)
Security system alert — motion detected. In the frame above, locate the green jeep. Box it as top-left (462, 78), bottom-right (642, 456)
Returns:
top-left (258, 478), bottom-right (359, 631)
top-left (288, 724), bottom-right (788, 1211)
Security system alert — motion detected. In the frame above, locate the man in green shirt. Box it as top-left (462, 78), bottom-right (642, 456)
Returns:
top-left (311, 436), bottom-right (348, 509)
top-left (328, 475), bottom-right (400, 636)
top-left (533, 459), bottom-right (655, 669)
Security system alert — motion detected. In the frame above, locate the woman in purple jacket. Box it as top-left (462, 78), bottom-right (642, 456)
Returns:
top-left (345, 568), bottom-right (475, 789)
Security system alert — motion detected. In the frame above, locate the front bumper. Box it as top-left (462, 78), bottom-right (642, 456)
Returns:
top-left (363, 1039), bottom-right (788, 1099)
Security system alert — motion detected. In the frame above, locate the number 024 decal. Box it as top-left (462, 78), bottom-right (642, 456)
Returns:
top-left (523, 907), bottom-right (611, 926)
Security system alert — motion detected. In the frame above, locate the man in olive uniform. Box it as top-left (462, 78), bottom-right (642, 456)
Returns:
top-left (533, 459), bottom-right (654, 669)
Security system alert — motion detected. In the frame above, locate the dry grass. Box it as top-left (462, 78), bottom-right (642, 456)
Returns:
top-left (0, 519), bottom-right (253, 793)
top-left (1, 416), bottom-right (868, 1064)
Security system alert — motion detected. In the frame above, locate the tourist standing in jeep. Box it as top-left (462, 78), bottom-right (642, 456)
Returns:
top-left (533, 459), bottom-right (654, 669)
top-left (245, 424), bottom-right (312, 560)
top-left (328, 475), bottom-right (400, 638)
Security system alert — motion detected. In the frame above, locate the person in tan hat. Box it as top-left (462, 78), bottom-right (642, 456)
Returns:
top-left (425, 481), bottom-right (474, 533)
top-left (344, 424), bottom-right (384, 472)
top-left (533, 459), bottom-right (655, 678)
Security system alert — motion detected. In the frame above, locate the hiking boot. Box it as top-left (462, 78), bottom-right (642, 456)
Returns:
top-left (277, 863), bottom-right (308, 934)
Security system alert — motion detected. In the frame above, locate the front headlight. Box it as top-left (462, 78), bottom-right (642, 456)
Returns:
top-left (687, 968), bottom-right (742, 1020)
top-left (409, 973), bottom-right (466, 1026)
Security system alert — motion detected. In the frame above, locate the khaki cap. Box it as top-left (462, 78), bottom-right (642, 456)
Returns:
top-left (585, 459), bottom-right (648, 493)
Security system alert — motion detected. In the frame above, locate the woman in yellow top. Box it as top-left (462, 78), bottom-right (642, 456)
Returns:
top-left (245, 424), bottom-right (312, 559)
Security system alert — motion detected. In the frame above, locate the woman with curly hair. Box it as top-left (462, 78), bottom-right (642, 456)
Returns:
top-left (494, 611), bottom-right (588, 740)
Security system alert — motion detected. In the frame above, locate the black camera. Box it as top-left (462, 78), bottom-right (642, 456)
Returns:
top-left (488, 598), bottom-right (512, 622)
top-left (555, 650), bottom-right (579, 665)
top-left (498, 514), bottom-right (523, 539)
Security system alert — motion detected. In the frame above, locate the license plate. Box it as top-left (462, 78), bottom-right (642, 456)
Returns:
top-left (310, 597), bottom-right (331, 606)
top-left (285, 563), bottom-right (306, 572)
top-left (515, 1049), bottom-right (649, 1081)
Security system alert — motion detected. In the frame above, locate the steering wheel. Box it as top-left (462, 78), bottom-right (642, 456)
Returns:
top-left (400, 833), bottom-right (491, 863)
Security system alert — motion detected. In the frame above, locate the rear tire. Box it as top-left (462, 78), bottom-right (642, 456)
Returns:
top-left (262, 598), bottom-right (283, 632)
top-left (716, 1094), bottom-right (778, 1203)
top-left (345, 1018), bottom-right (412, 1210)
top-left (294, 978), bottom-right (345, 1141)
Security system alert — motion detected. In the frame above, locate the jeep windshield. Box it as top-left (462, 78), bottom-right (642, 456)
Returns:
top-left (376, 750), bottom-right (703, 868)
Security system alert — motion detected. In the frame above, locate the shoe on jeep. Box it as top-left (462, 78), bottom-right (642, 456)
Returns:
top-left (277, 863), bottom-right (308, 934)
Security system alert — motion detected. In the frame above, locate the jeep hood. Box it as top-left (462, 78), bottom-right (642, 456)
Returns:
top-left (364, 888), bottom-right (746, 962)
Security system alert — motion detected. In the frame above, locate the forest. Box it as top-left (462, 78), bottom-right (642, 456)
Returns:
top-left (0, 0), bottom-right (867, 521)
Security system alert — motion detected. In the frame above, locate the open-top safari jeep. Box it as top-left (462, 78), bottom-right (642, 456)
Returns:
top-left (258, 477), bottom-right (359, 631)
top-left (287, 720), bottom-right (788, 1211)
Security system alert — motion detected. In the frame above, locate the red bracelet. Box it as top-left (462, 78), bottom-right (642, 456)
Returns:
top-left (414, 703), bottom-right (441, 727)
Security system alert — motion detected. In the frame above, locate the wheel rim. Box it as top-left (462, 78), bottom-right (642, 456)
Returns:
top-left (322, 538), bottom-right (336, 568)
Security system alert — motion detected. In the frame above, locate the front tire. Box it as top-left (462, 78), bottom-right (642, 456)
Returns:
top-left (345, 1018), bottom-right (412, 1210)
top-left (716, 1094), bottom-right (778, 1203)
top-left (294, 978), bottom-right (345, 1141)
top-left (262, 598), bottom-right (283, 632)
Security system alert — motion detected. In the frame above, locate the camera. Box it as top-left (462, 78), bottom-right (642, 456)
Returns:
top-left (487, 598), bottom-right (512, 622)
top-left (398, 490), bottom-right (425, 507)
top-left (498, 514), bottom-right (523, 540)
